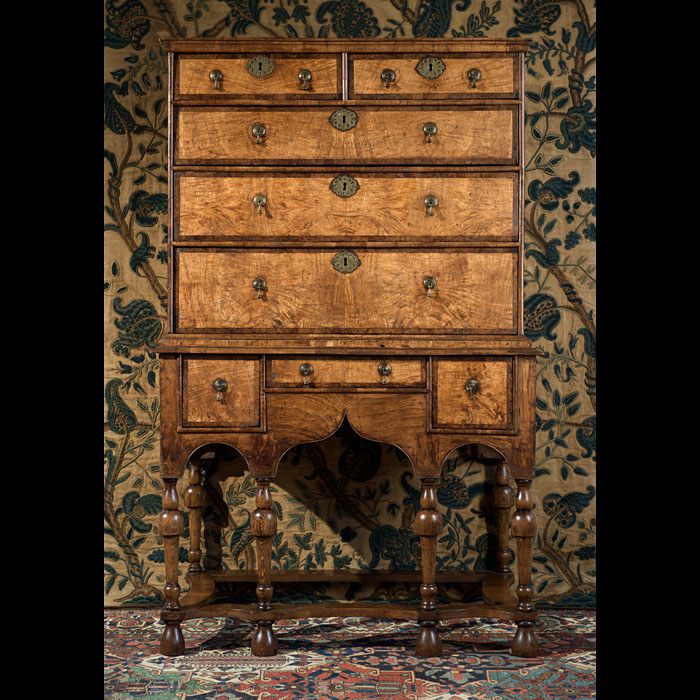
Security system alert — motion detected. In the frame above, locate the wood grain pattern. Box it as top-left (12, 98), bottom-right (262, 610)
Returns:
top-left (182, 356), bottom-right (260, 427)
top-left (267, 356), bottom-right (426, 387)
top-left (175, 249), bottom-right (517, 334)
top-left (433, 358), bottom-right (512, 429)
top-left (177, 55), bottom-right (341, 98)
top-left (350, 55), bottom-right (516, 99)
top-left (175, 172), bottom-right (518, 242)
top-left (174, 106), bottom-right (516, 165)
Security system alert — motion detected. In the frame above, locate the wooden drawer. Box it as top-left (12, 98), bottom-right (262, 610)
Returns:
top-left (432, 357), bottom-right (513, 431)
top-left (174, 248), bottom-right (517, 334)
top-left (349, 54), bottom-right (519, 100)
top-left (175, 171), bottom-right (518, 243)
top-left (174, 106), bottom-right (517, 165)
top-left (266, 356), bottom-right (426, 388)
top-left (181, 356), bottom-right (261, 428)
top-left (176, 54), bottom-right (342, 99)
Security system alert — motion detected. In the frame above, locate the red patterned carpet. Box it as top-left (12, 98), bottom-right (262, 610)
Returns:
top-left (104, 608), bottom-right (595, 699)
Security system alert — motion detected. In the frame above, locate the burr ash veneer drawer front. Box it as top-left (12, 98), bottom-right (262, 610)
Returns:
top-left (176, 54), bottom-right (342, 99)
top-left (175, 172), bottom-right (518, 242)
top-left (174, 249), bottom-right (518, 334)
top-left (174, 106), bottom-right (517, 165)
top-left (349, 54), bottom-right (518, 99)
top-left (266, 357), bottom-right (426, 388)
top-left (181, 356), bottom-right (261, 428)
top-left (432, 357), bottom-right (513, 431)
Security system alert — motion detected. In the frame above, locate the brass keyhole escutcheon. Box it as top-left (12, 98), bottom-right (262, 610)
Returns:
top-left (416, 56), bottom-right (446, 80)
top-left (331, 250), bottom-right (361, 274)
top-left (330, 174), bottom-right (359, 198)
top-left (247, 55), bottom-right (275, 78)
top-left (329, 108), bottom-right (358, 131)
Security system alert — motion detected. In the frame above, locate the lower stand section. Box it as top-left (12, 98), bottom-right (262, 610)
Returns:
top-left (415, 620), bottom-right (442, 658)
top-left (251, 620), bottom-right (278, 656)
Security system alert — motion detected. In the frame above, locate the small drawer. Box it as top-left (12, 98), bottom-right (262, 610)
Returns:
top-left (349, 54), bottom-right (518, 100)
top-left (266, 357), bottom-right (426, 388)
top-left (432, 358), bottom-right (513, 430)
top-left (176, 54), bottom-right (342, 99)
top-left (182, 356), bottom-right (261, 428)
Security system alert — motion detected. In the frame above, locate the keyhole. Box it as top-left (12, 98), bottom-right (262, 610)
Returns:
top-left (258, 61), bottom-right (263, 72)
top-left (429, 62), bottom-right (433, 72)
top-left (343, 256), bottom-right (348, 267)
top-left (343, 182), bottom-right (347, 191)
top-left (342, 115), bottom-right (346, 124)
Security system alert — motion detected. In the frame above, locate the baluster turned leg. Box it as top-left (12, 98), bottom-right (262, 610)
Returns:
top-left (184, 461), bottom-right (205, 574)
top-left (415, 477), bottom-right (442, 657)
top-left (511, 478), bottom-right (539, 657)
top-left (158, 478), bottom-right (185, 656)
top-left (493, 461), bottom-right (515, 573)
top-left (251, 478), bottom-right (278, 656)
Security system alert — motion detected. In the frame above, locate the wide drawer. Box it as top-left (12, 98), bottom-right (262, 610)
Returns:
top-left (176, 54), bottom-right (342, 99)
top-left (174, 248), bottom-right (517, 334)
top-left (175, 171), bottom-right (518, 242)
top-left (174, 106), bottom-right (517, 165)
top-left (432, 357), bottom-right (513, 430)
top-left (181, 356), bottom-right (262, 428)
top-left (266, 356), bottom-right (426, 388)
top-left (349, 53), bottom-right (518, 99)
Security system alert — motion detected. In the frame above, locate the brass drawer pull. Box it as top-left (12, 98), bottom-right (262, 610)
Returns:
top-left (465, 378), bottom-right (480, 399)
top-left (253, 193), bottom-right (267, 215)
top-left (209, 69), bottom-right (223, 91)
top-left (467, 68), bottom-right (482, 88)
top-left (212, 377), bottom-right (228, 401)
top-left (298, 69), bottom-right (312, 90)
top-left (299, 362), bottom-right (314, 384)
top-left (252, 123), bottom-right (266, 144)
top-left (381, 68), bottom-right (396, 88)
top-left (423, 276), bottom-right (437, 297)
top-left (252, 277), bottom-right (267, 298)
top-left (423, 122), bottom-right (437, 143)
top-left (378, 361), bottom-right (392, 384)
top-left (424, 194), bottom-right (438, 216)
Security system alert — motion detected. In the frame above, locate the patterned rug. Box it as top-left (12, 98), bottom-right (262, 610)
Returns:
top-left (104, 608), bottom-right (595, 699)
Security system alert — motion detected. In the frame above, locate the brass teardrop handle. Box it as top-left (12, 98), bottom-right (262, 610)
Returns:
top-left (209, 69), bottom-right (223, 90)
top-left (213, 377), bottom-right (228, 401)
top-left (423, 121), bottom-right (437, 143)
top-left (381, 68), bottom-right (396, 88)
top-left (424, 194), bottom-right (438, 216)
top-left (252, 277), bottom-right (266, 298)
top-left (252, 123), bottom-right (266, 144)
top-left (298, 69), bottom-right (312, 90)
top-left (299, 362), bottom-right (314, 385)
top-left (467, 68), bottom-right (482, 89)
top-left (378, 360), bottom-right (392, 384)
top-left (253, 194), bottom-right (267, 215)
top-left (465, 378), bottom-right (480, 399)
top-left (423, 276), bottom-right (437, 297)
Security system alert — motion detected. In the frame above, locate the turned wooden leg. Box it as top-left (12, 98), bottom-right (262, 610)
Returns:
top-left (511, 478), bottom-right (539, 657)
top-left (251, 478), bottom-right (278, 656)
top-left (158, 478), bottom-right (185, 656)
top-left (492, 461), bottom-right (515, 573)
top-left (414, 477), bottom-right (442, 657)
top-left (184, 461), bottom-right (205, 574)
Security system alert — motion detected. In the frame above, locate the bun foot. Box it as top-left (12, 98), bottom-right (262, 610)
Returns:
top-left (511, 621), bottom-right (539, 657)
top-left (251, 621), bottom-right (278, 656)
top-left (160, 620), bottom-right (185, 656)
top-left (415, 621), bottom-right (442, 657)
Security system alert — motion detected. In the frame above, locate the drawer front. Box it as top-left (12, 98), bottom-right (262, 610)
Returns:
top-left (182, 356), bottom-right (261, 428)
top-left (175, 249), bottom-right (517, 334)
top-left (432, 358), bottom-right (513, 430)
top-left (176, 54), bottom-right (341, 99)
top-left (267, 356), bottom-right (426, 388)
top-left (175, 172), bottom-right (518, 242)
top-left (175, 106), bottom-right (517, 165)
top-left (349, 54), bottom-right (518, 99)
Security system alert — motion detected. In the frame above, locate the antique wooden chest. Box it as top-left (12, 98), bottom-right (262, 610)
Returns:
top-left (156, 38), bottom-right (539, 659)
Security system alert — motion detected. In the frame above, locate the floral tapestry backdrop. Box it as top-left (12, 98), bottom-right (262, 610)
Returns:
top-left (104, 0), bottom-right (596, 607)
